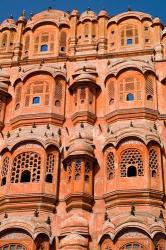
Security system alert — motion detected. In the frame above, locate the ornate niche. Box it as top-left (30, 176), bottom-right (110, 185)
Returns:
top-left (69, 65), bottom-right (100, 125)
top-left (12, 66), bottom-right (67, 127)
top-left (63, 137), bottom-right (96, 211)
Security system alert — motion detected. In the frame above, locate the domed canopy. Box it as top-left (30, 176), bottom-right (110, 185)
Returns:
top-left (108, 11), bottom-right (152, 26)
top-left (67, 139), bottom-right (94, 158)
top-left (61, 214), bottom-right (88, 230)
top-left (70, 9), bottom-right (79, 17)
top-left (26, 9), bottom-right (70, 29)
top-left (60, 233), bottom-right (88, 248)
top-left (79, 9), bottom-right (97, 22)
top-left (0, 18), bottom-right (16, 30)
top-left (69, 64), bottom-right (100, 92)
top-left (98, 10), bottom-right (109, 18)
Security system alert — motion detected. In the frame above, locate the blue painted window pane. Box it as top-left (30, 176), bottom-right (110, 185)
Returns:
top-left (127, 38), bottom-right (133, 45)
top-left (40, 44), bottom-right (48, 52)
top-left (32, 96), bottom-right (40, 104)
top-left (127, 93), bottom-right (134, 101)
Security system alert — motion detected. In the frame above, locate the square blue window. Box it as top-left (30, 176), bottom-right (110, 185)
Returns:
top-left (127, 39), bottom-right (133, 45)
top-left (32, 96), bottom-right (40, 104)
top-left (127, 93), bottom-right (134, 101)
top-left (40, 44), bottom-right (48, 52)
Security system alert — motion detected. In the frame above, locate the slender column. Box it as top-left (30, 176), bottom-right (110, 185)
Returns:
top-left (13, 10), bottom-right (26, 61)
top-left (68, 9), bottom-right (79, 55)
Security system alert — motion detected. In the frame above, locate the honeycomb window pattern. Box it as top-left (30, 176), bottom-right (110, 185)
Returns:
top-left (108, 80), bottom-right (115, 105)
top-left (120, 243), bottom-right (145, 250)
top-left (67, 162), bottom-right (72, 182)
top-left (11, 152), bottom-right (41, 183)
top-left (1, 156), bottom-right (9, 186)
top-left (85, 161), bottom-right (91, 182)
top-left (120, 149), bottom-right (144, 177)
top-left (75, 159), bottom-right (82, 180)
top-left (106, 152), bottom-right (115, 180)
top-left (149, 149), bottom-right (158, 177)
top-left (0, 244), bottom-right (26, 250)
top-left (45, 153), bottom-right (55, 183)
top-left (1, 156), bottom-right (9, 178)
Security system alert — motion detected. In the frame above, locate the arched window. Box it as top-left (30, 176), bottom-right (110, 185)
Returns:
top-left (149, 148), bottom-right (158, 177)
top-left (84, 23), bottom-right (89, 38)
top-left (0, 244), bottom-right (26, 250)
top-left (106, 152), bottom-right (115, 180)
top-left (92, 22), bottom-right (96, 38)
top-left (80, 87), bottom-right (86, 104)
top-left (24, 80), bottom-right (49, 107)
top-left (11, 152), bottom-right (41, 183)
top-left (60, 30), bottom-right (67, 52)
top-left (1, 156), bottom-right (9, 186)
top-left (20, 170), bottom-right (31, 183)
top-left (145, 75), bottom-right (154, 101)
top-left (10, 30), bottom-right (15, 47)
top-left (85, 161), bottom-right (91, 182)
top-left (45, 153), bottom-right (55, 183)
top-left (24, 34), bottom-right (30, 51)
top-left (108, 80), bottom-right (115, 105)
top-left (121, 25), bottom-right (139, 46)
top-left (1, 33), bottom-right (8, 48)
top-left (55, 78), bottom-right (63, 106)
top-left (127, 166), bottom-right (137, 177)
top-left (119, 77), bottom-right (141, 102)
top-left (15, 85), bottom-right (22, 110)
top-left (75, 159), bottom-right (81, 180)
top-left (120, 149), bottom-right (144, 177)
top-left (120, 242), bottom-right (145, 249)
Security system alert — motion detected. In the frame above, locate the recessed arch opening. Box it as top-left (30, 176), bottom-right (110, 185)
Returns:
top-left (20, 170), bottom-right (31, 183)
top-left (127, 166), bottom-right (137, 177)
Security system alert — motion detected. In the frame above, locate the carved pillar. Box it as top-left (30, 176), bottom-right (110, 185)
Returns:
top-left (69, 9), bottom-right (79, 56)
top-left (152, 17), bottom-right (163, 61)
top-left (13, 11), bottom-right (26, 61)
top-left (97, 10), bottom-right (109, 54)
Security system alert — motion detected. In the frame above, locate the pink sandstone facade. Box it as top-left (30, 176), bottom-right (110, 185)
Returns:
top-left (0, 7), bottom-right (166, 250)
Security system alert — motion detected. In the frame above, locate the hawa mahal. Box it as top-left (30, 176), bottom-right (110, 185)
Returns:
top-left (0, 7), bottom-right (166, 250)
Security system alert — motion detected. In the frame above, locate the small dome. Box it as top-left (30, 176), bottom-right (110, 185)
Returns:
top-left (60, 233), bottom-right (88, 248)
top-left (70, 9), bottom-right (79, 17)
top-left (1, 18), bottom-right (15, 26)
top-left (98, 10), bottom-right (109, 18)
top-left (67, 139), bottom-right (94, 157)
top-left (61, 214), bottom-right (88, 229)
top-left (79, 9), bottom-right (97, 22)
top-left (153, 17), bottom-right (160, 24)
top-left (75, 73), bottom-right (96, 83)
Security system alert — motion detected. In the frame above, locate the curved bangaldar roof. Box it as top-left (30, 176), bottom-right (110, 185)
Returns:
top-left (79, 9), bottom-right (97, 22)
top-left (0, 17), bottom-right (16, 31)
top-left (108, 11), bottom-right (153, 25)
top-left (25, 9), bottom-right (70, 30)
